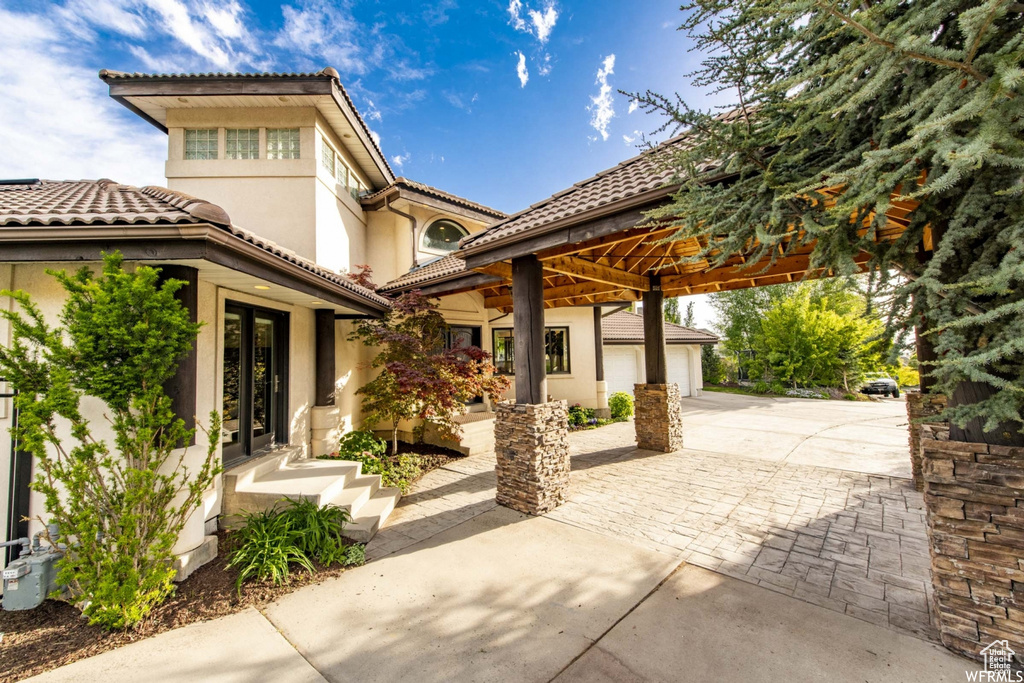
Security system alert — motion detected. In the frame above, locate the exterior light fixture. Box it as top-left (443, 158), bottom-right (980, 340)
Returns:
top-left (254, 285), bottom-right (270, 290)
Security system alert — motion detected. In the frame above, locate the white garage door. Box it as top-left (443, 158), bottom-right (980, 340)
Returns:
top-left (604, 346), bottom-right (639, 396)
top-left (666, 346), bottom-right (691, 397)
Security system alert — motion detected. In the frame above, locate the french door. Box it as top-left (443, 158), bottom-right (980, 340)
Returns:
top-left (222, 303), bottom-right (288, 468)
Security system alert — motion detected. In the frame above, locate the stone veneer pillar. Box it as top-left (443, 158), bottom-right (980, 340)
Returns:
top-left (906, 391), bottom-right (948, 491)
top-left (922, 436), bottom-right (1024, 662)
top-left (494, 400), bottom-right (570, 515)
top-left (634, 383), bottom-right (684, 452)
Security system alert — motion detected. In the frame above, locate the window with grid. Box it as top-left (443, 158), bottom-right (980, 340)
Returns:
top-left (267, 128), bottom-right (300, 159)
top-left (225, 129), bottom-right (259, 159)
top-left (491, 327), bottom-right (570, 375)
top-left (184, 129), bottom-right (218, 160)
top-left (320, 136), bottom-right (336, 176)
top-left (335, 158), bottom-right (349, 187)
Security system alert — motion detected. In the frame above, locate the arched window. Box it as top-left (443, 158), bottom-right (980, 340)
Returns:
top-left (421, 219), bottom-right (468, 254)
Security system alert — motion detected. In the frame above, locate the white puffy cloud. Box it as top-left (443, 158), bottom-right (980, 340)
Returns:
top-left (588, 54), bottom-right (616, 141)
top-left (0, 7), bottom-right (165, 184)
top-left (537, 53), bottom-right (552, 76)
top-left (391, 152), bottom-right (411, 169)
top-left (628, 99), bottom-right (639, 114)
top-left (527, 3), bottom-right (557, 44)
top-left (508, 0), bottom-right (557, 44)
top-left (275, 0), bottom-right (371, 75)
top-left (516, 51), bottom-right (529, 88)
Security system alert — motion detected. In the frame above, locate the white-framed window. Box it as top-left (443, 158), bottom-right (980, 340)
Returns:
top-left (225, 128), bottom-right (259, 159)
top-left (267, 128), bottom-right (300, 159)
top-left (421, 219), bottom-right (469, 254)
top-left (184, 129), bottom-right (218, 160)
top-left (320, 136), bottom-right (336, 176)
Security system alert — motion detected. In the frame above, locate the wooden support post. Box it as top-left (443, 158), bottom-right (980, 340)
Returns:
top-left (512, 255), bottom-right (546, 404)
top-left (159, 264), bottom-right (198, 446)
top-left (642, 275), bottom-right (667, 384)
top-left (593, 307), bottom-right (605, 382)
top-left (315, 309), bottom-right (336, 407)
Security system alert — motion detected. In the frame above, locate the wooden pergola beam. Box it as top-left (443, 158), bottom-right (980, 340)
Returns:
top-left (542, 255), bottom-right (650, 292)
top-left (484, 280), bottom-right (622, 309)
top-left (660, 251), bottom-right (871, 294)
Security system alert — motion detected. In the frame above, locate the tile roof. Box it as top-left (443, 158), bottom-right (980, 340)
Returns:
top-left (602, 310), bottom-right (719, 345)
top-left (361, 178), bottom-right (507, 220)
top-left (378, 254), bottom-right (468, 293)
top-left (0, 179), bottom-right (389, 309)
top-left (459, 110), bottom-right (742, 256)
top-left (99, 68), bottom-right (394, 183)
top-left (0, 179), bottom-right (199, 225)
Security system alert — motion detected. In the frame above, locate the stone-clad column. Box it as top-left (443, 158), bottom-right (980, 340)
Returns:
top-left (634, 277), bottom-right (685, 452)
top-left (634, 383), bottom-right (684, 452)
top-left (906, 391), bottom-right (947, 491)
top-left (495, 400), bottom-right (570, 515)
top-left (922, 437), bottom-right (1024, 662)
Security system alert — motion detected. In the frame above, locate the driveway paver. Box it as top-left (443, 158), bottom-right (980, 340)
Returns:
top-left (370, 392), bottom-right (935, 642)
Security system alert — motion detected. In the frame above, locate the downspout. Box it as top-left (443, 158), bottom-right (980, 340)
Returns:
top-left (384, 195), bottom-right (419, 269)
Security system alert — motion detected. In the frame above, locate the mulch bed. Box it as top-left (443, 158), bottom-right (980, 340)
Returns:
top-left (0, 442), bottom-right (465, 683)
top-left (393, 440), bottom-right (465, 477)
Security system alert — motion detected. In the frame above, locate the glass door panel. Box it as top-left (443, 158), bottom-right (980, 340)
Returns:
top-left (221, 307), bottom-right (246, 465)
top-left (252, 312), bottom-right (276, 451)
top-left (221, 303), bottom-right (287, 466)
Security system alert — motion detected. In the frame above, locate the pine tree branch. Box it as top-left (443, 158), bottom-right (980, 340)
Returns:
top-left (816, 1), bottom-right (989, 84)
top-left (965, 0), bottom-right (1010, 65)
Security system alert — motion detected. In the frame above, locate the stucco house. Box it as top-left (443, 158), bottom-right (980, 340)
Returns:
top-left (0, 67), bottom-right (713, 575)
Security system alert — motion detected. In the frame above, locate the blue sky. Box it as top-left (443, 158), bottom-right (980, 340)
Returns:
top-left (0, 0), bottom-right (726, 325)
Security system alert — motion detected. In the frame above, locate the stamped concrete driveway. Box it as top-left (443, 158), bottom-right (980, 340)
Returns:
top-left (551, 391), bottom-right (933, 639)
top-left (677, 390), bottom-right (912, 477)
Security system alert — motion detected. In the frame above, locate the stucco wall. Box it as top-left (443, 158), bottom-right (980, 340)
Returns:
top-left (0, 263), bottom-right (344, 560)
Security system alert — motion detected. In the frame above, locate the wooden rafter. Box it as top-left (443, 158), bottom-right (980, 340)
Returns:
top-left (541, 255), bottom-right (650, 292)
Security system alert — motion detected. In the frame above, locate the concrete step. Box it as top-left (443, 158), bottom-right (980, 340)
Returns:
top-left (222, 450), bottom-right (400, 543)
top-left (346, 487), bottom-right (402, 543)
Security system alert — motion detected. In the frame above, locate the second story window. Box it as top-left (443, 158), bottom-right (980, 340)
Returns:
top-left (422, 219), bottom-right (469, 254)
top-left (184, 129), bottom-right (217, 160)
top-left (267, 128), bottom-right (300, 159)
top-left (226, 129), bottom-right (259, 159)
top-left (321, 136), bottom-right (336, 176)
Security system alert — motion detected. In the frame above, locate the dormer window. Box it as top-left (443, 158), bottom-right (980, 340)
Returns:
top-left (422, 219), bottom-right (469, 254)
top-left (184, 129), bottom-right (217, 160)
top-left (267, 129), bottom-right (300, 159)
top-left (226, 129), bottom-right (259, 159)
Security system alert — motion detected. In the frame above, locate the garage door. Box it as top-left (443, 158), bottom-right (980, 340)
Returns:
top-left (666, 346), bottom-right (691, 397)
top-left (604, 346), bottom-right (639, 396)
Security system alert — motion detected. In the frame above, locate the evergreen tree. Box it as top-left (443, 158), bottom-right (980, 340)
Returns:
top-left (634, 1), bottom-right (1024, 443)
top-left (683, 301), bottom-right (696, 327)
top-left (664, 296), bottom-right (681, 324)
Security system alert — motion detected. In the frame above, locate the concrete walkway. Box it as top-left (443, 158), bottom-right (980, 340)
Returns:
top-left (29, 394), bottom-right (980, 682)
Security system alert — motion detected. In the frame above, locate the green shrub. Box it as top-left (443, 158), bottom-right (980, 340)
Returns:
top-left (702, 345), bottom-right (725, 384)
top-left (0, 253), bottom-right (220, 630)
top-left (228, 497), bottom-right (356, 592)
top-left (318, 449), bottom-right (422, 494)
top-left (227, 508), bottom-right (314, 591)
top-left (769, 381), bottom-right (787, 395)
top-left (568, 403), bottom-right (589, 427)
top-left (337, 430), bottom-right (387, 458)
top-left (609, 392), bottom-right (634, 420)
top-left (278, 497), bottom-right (351, 565)
top-left (843, 393), bottom-right (857, 401)
top-left (752, 380), bottom-right (771, 394)
top-left (344, 544), bottom-right (366, 567)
